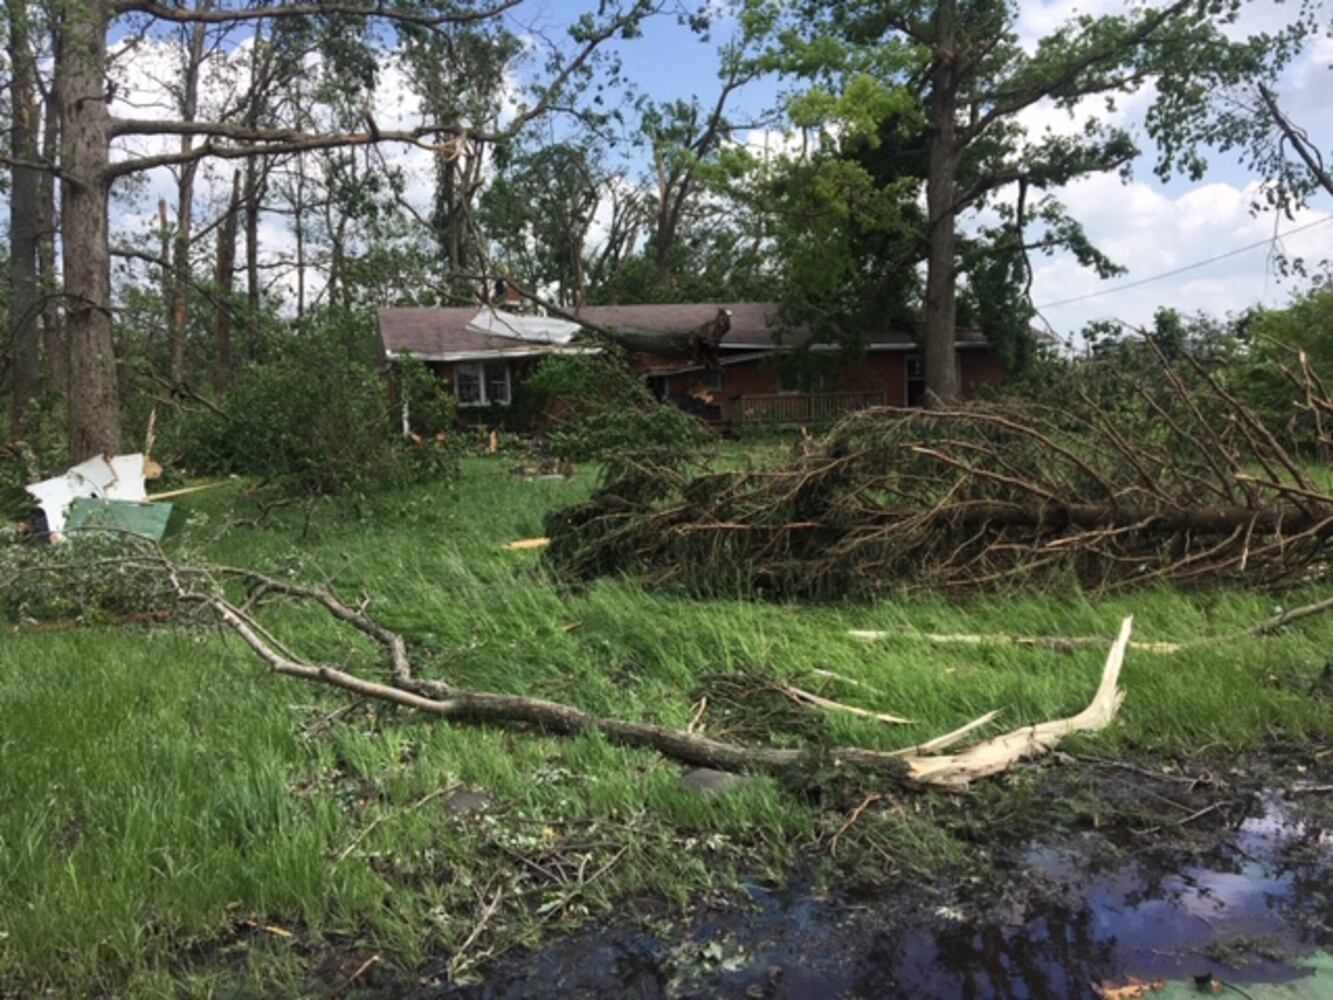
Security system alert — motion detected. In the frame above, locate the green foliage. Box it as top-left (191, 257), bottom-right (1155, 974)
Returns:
top-left (1227, 284), bottom-right (1333, 452)
top-left (0, 532), bottom-right (173, 625)
top-left (0, 442), bottom-right (41, 522)
top-left (167, 325), bottom-right (456, 496)
top-left (0, 397), bottom-right (70, 520)
top-left (733, 0), bottom-right (1272, 385)
top-left (524, 350), bottom-right (713, 461)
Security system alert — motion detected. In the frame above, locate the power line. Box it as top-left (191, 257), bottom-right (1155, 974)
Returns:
top-left (1035, 215), bottom-right (1333, 310)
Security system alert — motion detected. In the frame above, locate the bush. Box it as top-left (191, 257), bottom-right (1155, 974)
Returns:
top-left (524, 350), bottom-right (712, 462)
top-left (166, 332), bottom-right (457, 496)
top-left (1225, 285), bottom-right (1333, 454)
top-left (0, 532), bottom-right (174, 625)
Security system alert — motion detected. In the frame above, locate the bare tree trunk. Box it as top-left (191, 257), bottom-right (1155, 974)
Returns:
top-left (8, 0), bottom-right (42, 440)
top-left (158, 198), bottom-right (171, 329)
top-left (243, 159), bottom-right (263, 356)
top-left (37, 57), bottom-right (65, 397)
top-left (213, 170), bottom-right (240, 394)
top-left (242, 18), bottom-right (267, 359)
top-left (922, 0), bottom-right (961, 406)
top-left (61, 0), bottom-right (120, 459)
top-left (166, 0), bottom-right (211, 388)
top-left (651, 148), bottom-right (673, 287)
top-left (294, 154), bottom-right (306, 321)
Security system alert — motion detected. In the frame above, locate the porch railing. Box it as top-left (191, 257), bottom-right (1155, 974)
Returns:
top-left (731, 391), bottom-right (887, 426)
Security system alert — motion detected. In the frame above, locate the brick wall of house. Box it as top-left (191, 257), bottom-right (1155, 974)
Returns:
top-left (423, 346), bottom-right (1010, 429)
top-left (662, 348), bottom-right (1005, 413)
top-left (960, 349), bottom-right (1007, 396)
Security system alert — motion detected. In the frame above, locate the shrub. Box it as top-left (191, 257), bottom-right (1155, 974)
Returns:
top-left (0, 532), bottom-right (174, 625)
top-left (1225, 285), bottom-right (1333, 454)
top-left (166, 331), bottom-right (457, 496)
top-left (524, 350), bottom-right (712, 461)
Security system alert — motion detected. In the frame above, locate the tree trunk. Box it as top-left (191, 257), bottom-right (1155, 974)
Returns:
top-left (242, 18), bottom-right (266, 359)
top-left (61, 0), bottom-right (120, 460)
top-left (294, 154), bottom-right (306, 321)
top-left (922, 0), bottom-right (961, 406)
top-left (244, 158), bottom-right (262, 357)
top-left (37, 56), bottom-right (65, 397)
top-left (8, 0), bottom-right (42, 440)
top-left (213, 170), bottom-right (240, 394)
top-left (166, 1), bottom-right (211, 388)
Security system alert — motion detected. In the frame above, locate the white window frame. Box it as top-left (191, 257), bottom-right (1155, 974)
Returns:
top-left (455, 360), bottom-right (511, 407)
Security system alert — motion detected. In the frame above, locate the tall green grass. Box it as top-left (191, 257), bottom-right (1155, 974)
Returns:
top-left (2, 456), bottom-right (1330, 995)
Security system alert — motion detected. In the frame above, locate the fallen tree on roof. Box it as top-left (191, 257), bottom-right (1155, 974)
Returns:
top-left (544, 343), bottom-right (1333, 597)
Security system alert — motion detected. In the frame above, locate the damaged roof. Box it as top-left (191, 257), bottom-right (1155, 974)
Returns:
top-left (376, 302), bottom-right (1019, 362)
top-left (377, 307), bottom-right (597, 362)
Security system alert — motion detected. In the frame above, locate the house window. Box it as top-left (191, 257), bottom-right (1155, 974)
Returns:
top-left (905, 354), bottom-right (926, 407)
top-left (692, 368), bottom-right (722, 391)
top-left (777, 368), bottom-right (830, 393)
top-left (484, 361), bottom-right (511, 405)
top-left (455, 361), bottom-right (511, 406)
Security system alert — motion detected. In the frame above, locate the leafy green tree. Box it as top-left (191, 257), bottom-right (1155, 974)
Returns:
top-left (479, 141), bottom-right (603, 306)
top-left (748, 0), bottom-right (1272, 403)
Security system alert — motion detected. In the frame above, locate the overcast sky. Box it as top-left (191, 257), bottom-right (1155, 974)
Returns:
top-left (106, 0), bottom-right (1332, 338)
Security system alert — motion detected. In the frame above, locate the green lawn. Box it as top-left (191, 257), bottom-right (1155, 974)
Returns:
top-left (3, 454), bottom-right (1331, 996)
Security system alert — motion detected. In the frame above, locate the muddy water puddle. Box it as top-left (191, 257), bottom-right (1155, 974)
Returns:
top-left (440, 795), bottom-right (1331, 998)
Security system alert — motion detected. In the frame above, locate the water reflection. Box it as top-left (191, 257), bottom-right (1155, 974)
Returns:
top-left (440, 797), bottom-right (1332, 999)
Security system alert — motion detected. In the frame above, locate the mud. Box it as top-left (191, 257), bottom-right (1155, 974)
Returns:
top-left (430, 762), bottom-right (1332, 999)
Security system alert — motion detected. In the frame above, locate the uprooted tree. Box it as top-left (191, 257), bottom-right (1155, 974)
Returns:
top-left (545, 340), bottom-right (1333, 598)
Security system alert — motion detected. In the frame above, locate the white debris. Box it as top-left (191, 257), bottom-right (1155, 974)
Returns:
top-left (25, 453), bottom-right (149, 538)
top-left (465, 307), bottom-right (582, 346)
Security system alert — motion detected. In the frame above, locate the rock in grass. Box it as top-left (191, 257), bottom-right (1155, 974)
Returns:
top-left (681, 767), bottom-right (750, 795)
top-left (445, 789), bottom-right (493, 816)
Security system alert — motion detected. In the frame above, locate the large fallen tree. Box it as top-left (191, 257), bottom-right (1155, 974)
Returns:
top-left (545, 343), bottom-right (1333, 597)
top-left (3, 542), bottom-right (1133, 790)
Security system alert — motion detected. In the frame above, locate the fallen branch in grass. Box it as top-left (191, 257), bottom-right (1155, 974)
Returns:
top-left (776, 681), bottom-right (914, 725)
top-left (848, 589), bottom-right (1333, 654)
top-left (8, 535), bottom-right (1135, 790)
top-left (333, 955), bottom-right (381, 998)
top-left (829, 792), bottom-right (884, 855)
top-left (71, 547), bottom-right (1131, 791)
top-left (902, 618), bottom-right (1132, 789)
top-left (849, 628), bottom-right (1183, 654)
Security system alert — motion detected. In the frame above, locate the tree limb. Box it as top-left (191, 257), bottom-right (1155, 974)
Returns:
top-left (1258, 83), bottom-right (1333, 200)
top-left (113, 0), bottom-right (522, 27)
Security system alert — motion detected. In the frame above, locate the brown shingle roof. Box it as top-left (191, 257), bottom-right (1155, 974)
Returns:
top-left (573, 303), bottom-right (995, 349)
top-left (376, 303), bottom-right (1004, 359)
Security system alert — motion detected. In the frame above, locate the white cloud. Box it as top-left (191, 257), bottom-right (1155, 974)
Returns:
top-left (1029, 175), bottom-right (1331, 339)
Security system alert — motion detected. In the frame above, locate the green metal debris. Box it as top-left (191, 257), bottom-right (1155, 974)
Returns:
top-left (64, 498), bottom-right (174, 542)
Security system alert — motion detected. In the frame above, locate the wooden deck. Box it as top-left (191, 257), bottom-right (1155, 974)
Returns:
top-left (731, 391), bottom-right (887, 426)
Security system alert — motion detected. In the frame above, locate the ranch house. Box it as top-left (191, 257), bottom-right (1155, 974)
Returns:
top-left (376, 301), bottom-right (1032, 429)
